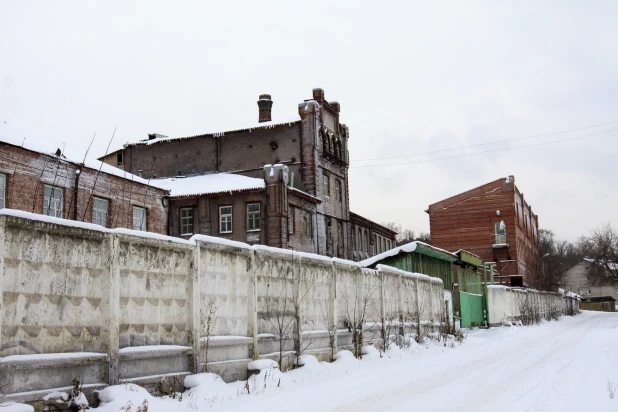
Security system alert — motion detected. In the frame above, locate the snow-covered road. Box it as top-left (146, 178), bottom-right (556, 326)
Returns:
top-left (235, 311), bottom-right (618, 412)
top-left (91, 311), bottom-right (618, 412)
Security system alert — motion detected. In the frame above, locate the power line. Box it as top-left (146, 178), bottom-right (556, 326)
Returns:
top-left (351, 128), bottom-right (618, 168)
top-left (352, 120), bottom-right (618, 162)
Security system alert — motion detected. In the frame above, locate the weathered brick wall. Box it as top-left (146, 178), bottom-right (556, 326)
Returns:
top-left (429, 177), bottom-right (539, 286)
top-left (0, 143), bottom-right (168, 235)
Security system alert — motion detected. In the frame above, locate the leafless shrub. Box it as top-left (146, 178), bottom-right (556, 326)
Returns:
top-left (608, 379), bottom-right (617, 399)
top-left (202, 301), bottom-right (217, 372)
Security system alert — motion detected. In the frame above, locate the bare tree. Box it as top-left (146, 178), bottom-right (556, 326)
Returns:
top-left (532, 229), bottom-right (582, 291)
top-left (581, 223), bottom-right (618, 286)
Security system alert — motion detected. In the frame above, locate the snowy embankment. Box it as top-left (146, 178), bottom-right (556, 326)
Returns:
top-left (21, 311), bottom-right (614, 412)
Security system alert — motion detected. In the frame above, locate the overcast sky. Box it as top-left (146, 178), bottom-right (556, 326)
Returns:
top-left (1, 1), bottom-right (616, 241)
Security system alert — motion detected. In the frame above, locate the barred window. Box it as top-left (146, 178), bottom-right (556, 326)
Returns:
top-left (180, 207), bottom-right (194, 235)
top-left (43, 185), bottom-right (63, 218)
top-left (247, 203), bottom-right (260, 231)
top-left (288, 206), bottom-right (294, 234)
top-left (0, 174), bottom-right (6, 209)
top-left (92, 197), bottom-right (109, 227)
top-left (133, 206), bottom-right (146, 231)
top-left (220, 206), bottom-right (232, 233)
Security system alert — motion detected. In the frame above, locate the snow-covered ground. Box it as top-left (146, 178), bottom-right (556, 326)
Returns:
top-left (10, 311), bottom-right (616, 412)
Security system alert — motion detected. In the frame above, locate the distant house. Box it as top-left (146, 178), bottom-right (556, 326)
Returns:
top-left (99, 88), bottom-right (396, 259)
top-left (0, 138), bottom-right (169, 234)
top-left (562, 259), bottom-right (618, 309)
top-left (427, 176), bottom-right (539, 287)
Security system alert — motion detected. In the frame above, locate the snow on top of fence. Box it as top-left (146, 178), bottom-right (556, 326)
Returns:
top-left (0, 209), bottom-right (194, 245)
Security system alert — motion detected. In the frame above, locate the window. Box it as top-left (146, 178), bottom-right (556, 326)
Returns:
top-left (247, 203), bottom-right (260, 231)
top-left (132, 206), bottom-right (146, 231)
top-left (43, 185), bottom-right (63, 217)
top-left (336, 180), bottom-right (342, 202)
top-left (92, 197), bottom-right (109, 227)
top-left (588, 289), bottom-right (592, 295)
top-left (306, 213), bottom-right (313, 239)
top-left (532, 222), bottom-right (538, 240)
top-left (494, 221), bottom-right (506, 243)
top-left (364, 231), bottom-right (369, 252)
top-left (322, 131), bottom-right (329, 153)
top-left (0, 173), bottom-right (6, 209)
top-left (288, 207), bottom-right (294, 234)
top-left (323, 174), bottom-right (330, 197)
top-left (117, 152), bottom-right (123, 166)
top-left (373, 234), bottom-right (378, 254)
top-left (180, 207), bottom-right (194, 235)
top-left (219, 206), bottom-right (232, 233)
top-left (337, 222), bottom-right (343, 247)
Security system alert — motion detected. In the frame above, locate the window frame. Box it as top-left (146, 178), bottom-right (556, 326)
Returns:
top-left (43, 185), bottom-right (63, 218)
top-left (306, 213), bottom-right (313, 239)
top-left (247, 203), bottom-right (261, 232)
top-left (0, 173), bottom-right (6, 209)
top-left (180, 207), bottom-right (194, 236)
top-left (323, 174), bottom-right (330, 198)
top-left (335, 179), bottom-right (342, 202)
top-left (219, 205), bottom-right (233, 234)
top-left (92, 196), bottom-right (109, 227)
top-left (288, 206), bottom-right (294, 234)
top-left (337, 221), bottom-right (343, 247)
top-left (132, 206), bottom-right (147, 231)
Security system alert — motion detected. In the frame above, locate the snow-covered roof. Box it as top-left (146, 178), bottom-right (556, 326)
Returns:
top-left (0, 134), bottom-right (167, 190)
top-left (152, 173), bottom-right (266, 198)
top-left (360, 241), bottom-right (458, 268)
top-left (113, 118), bottom-right (301, 152)
top-left (360, 242), bottom-right (418, 267)
top-left (583, 258), bottom-right (618, 271)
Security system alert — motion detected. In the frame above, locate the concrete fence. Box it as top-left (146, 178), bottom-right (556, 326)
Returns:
top-left (0, 211), bottom-right (445, 402)
top-left (486, 285), bottom-right (580, 326)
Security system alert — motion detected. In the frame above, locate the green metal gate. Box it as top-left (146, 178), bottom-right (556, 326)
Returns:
top-left (459, 268), bottom-right (484, 328)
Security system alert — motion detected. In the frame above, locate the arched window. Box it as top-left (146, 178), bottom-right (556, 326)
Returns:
top-left (331, 135), bottom-right (336, 155)
top-left (321, 129), bottom-right (329, 153)
top-left (334, 138), bottom-right (341, 159)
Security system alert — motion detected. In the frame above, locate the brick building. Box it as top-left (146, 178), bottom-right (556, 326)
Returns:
top-left (427, 176), bottom-right (539, 286)
top-left (99, 88), bottom-right (396, 259)
top-left (0, 139), bottom-right (169, 234)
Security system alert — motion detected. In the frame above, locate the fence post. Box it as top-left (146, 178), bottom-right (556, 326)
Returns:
top-left (251, 249), bottom-right (259, 360)
top-left (0, 217), bottom-right (5, 353)
top-left (108, 234), bottom-right (120, 385)
top-left (331, 262), bottom-right (338, 353)
top-left (191, 240), bottom-right (202, 371)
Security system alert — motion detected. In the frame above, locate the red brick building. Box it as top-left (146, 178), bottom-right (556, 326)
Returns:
top-left (427, 176), bottom-right (539, 286)
top-left (99, 88), bottom-right (396, 259)
top-left (0, 139), bottom-right (169, 234)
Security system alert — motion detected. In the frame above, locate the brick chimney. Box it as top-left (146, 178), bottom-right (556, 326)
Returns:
top-left (257, 94), bottom-right (273, 123)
